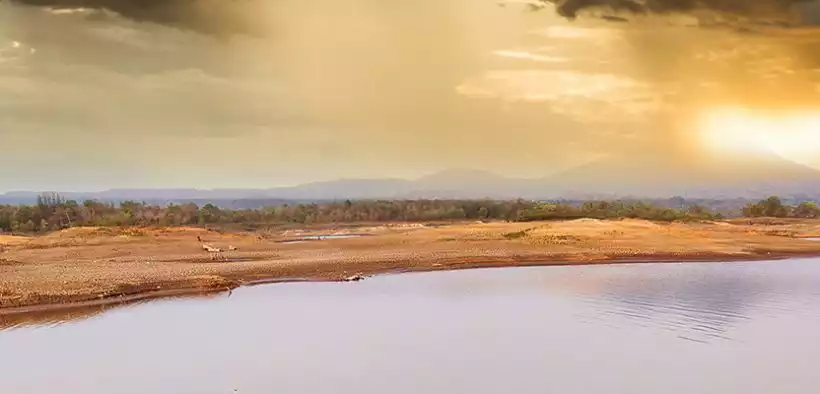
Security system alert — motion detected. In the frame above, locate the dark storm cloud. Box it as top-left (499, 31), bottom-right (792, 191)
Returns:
top-left (13, 0), bottom-right (820, 35)
top-left (542, 0), bottom-right (818, 23)
top-left (10, 0), bottom-right (261, 35)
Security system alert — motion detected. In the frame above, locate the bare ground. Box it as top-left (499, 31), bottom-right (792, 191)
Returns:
top-left (2, 219), bottom-right (820, 314)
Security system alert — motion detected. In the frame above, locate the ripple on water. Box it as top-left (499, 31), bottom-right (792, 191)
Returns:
top-left (554, 260), bottom-right (820, 343)
top-left (3, 260), bottom-right (820, 394)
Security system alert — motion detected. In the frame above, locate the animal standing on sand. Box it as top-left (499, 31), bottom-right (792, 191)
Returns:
top-left (343, 273), bottom-right (366, 282)
top-left (202, 243), bottom-right (226, 261)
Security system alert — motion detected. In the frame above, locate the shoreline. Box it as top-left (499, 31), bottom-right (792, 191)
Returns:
top-left (5, 219), bottom-right (820, 320)
top-left (3, 248), bottom-right (819, 318)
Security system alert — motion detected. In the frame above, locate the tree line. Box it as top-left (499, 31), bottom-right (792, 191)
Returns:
top-left (741, 196), bottom-right (820, 218)
top-left (0, 193), bottom-right (817, 234)
top-left (0, 195), bottom-right (532, 233)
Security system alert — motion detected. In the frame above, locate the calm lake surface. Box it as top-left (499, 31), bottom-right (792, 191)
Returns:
top-left (3, 259), bottom-right (820, 394)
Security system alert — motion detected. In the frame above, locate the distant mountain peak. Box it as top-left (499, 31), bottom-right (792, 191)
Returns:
top-left (416, 168), bottom-right (513, 184)
top-left (3, 158), bottom-right (820, 203)
top-left (543, 149), bottom-right (820, 198)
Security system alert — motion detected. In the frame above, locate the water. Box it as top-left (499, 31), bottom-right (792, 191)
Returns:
top-left (279, 234), bottom-right (368, 244)
top-left (295, 234), bottom-right (366, 240)
top-left (3, 259), bottom-right (820, 394)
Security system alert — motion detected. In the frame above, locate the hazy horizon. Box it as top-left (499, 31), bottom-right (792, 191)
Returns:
top-left (0, 167), bottom-right (529, 194)
top-left (4, 0), bottom-right (820, 192)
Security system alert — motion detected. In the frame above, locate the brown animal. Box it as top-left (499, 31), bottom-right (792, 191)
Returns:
top-left (202, 244), bottom-right (225, 261)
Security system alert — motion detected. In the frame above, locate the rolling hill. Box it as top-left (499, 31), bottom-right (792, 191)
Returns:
top-left (3, 155), bottom-right (820, 205)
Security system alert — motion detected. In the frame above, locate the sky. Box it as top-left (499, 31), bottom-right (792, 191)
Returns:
top-left (2, 0), bottom-right (820, 191)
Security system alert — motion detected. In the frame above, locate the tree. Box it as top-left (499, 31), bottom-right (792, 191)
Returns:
top-left (199, 204), bottom-right (222, 224)
top-left (685, 204), bottom-right (714, 220)
top-left (743, 196), bottom-right (789, 218)
top-left (0, 206), bottom-right (13, 232)
top-left (793, 202), bottom-right (820, 218)
top-left (13, 219), bottom-right (35, 233)
top-left (478, 206), bottom-right (489, 220)
top-left (763, 196), bottom-right (789, 217)
top-left (121, 201), bottom-right (145, 224)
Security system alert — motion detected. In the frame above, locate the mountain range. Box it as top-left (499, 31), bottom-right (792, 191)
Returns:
top-left (3, 152), bottom-right (820, 205)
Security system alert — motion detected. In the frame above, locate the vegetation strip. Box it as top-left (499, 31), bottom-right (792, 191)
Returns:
top-left (2, 193), bottom-right (818, 235)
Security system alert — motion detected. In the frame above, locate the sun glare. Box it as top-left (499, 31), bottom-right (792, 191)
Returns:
top-left (697, 107), bottom-right (820, 169)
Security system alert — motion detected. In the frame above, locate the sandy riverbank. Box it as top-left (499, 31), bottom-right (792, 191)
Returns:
top-left (3, 218), bottom-right (820, 315)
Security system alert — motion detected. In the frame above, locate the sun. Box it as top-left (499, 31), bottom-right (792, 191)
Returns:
top-left (696, 107), bottom-right (820, 169)
top-left (697, 108), bottom-right (772, 156)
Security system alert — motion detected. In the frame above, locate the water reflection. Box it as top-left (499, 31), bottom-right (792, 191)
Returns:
top-left (537, 261), bottom-right (820, 343)
top-left (0, 304), bottom-right (111, 330)
top-left (3, 260), bottom-right (820, 394)
top-left (584, 267), bottom-right (759, 342)
top-left (0, 292), bottom-right (225, 330)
